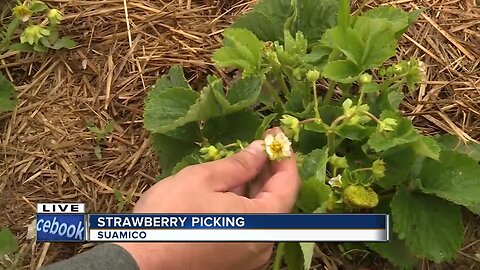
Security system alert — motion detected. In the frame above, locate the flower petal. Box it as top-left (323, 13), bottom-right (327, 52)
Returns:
top-left (264, 134), bottom-right (274, 145)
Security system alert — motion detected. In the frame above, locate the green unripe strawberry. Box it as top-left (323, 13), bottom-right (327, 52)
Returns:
top-left (343, 185), bottom-right (379, 209)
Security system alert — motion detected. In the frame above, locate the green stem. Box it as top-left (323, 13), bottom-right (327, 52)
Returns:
top-left (358, 111), bottom-right (382, 125)
top-left (0, 18), bottom-right (22, 54)
top-left (351, 167), bottom-right (373, 174)
top-left (323, 81), bottom-right (335, 105)
top-left (273, 242), bottom-right (285, 270)
top-left (274, 71), bottom-right (290, 97)
top-left (338, 0), bottom-right (351, 30)
top-left (263, 80), bottom-right (284, 106)
top-left (326, 114), bottom-right (349, 155)
top-left (312, 81), bottom-right (320, 119)
top-left (327, 131), bottom-right (336, 156)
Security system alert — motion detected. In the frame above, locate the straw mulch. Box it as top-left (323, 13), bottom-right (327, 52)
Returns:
top-left (0, 0), bottom-right (479, 269)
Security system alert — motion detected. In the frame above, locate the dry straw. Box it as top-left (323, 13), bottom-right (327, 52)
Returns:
top-left (0, 0), bottom-right (479, 268)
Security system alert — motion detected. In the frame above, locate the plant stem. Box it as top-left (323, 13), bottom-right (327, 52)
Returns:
top-left (351, 168), bottom-right (373, 174)
top-left (274, 71), bottom-right (290, 97)
top-left (323, 81), bottom-right (335, 105)
top-left (273, 242), bottom-right (285, 270)
top-left (312, 81), bottom-right (320, 119)
top-left (327, 131), bottom-right (336, 156)
top-left (338, 0), bottom-right (351, 30)
top-left (263, 80), bottom-right (284, 106)
top-left (0, 18), bottom-right (22, 54)
top-left (359, 111), bottom-right (382, 125)
top-left (326, 114), bottom-right (349, 155)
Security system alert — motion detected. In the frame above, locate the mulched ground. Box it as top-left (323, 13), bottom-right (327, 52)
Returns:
top-left (1, 0), bottom-right (479, 269)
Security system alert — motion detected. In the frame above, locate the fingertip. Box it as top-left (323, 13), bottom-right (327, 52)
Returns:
top-left (243, 140), bottom-right (267, 159)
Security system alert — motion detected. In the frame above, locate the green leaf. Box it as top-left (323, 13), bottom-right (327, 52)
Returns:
top-left (378, 146), bottom-right (416, 189)
top-left (368, 230), bottom-right (417, 269)
top-left (203, 110), bottom-right (261, 144)
top-left (52, 37), bottom-right (77, 50)
top-left (321, 27), bottom-right (364, 66)
top-left (285, 81), bottom-right (312, 115)
top-left (29, 1), bottom-right (48, 12)
top-left (113, 189), bottom-right (124, 202)
top-left (152, 133), bottom-right (200, 178)
top-left (368, 89), bottom-right (404, 115)
top-left (304, 44), bottom-right (331, 69)
top-left (213, 28), bottom-right (263, 75)
top-left (337, 124), bottom-right (375, 141)
top-left (297, 148), bottom-right (331, 213)
top-left (292, 0), bottom-right (338, 43)
top-left (145, 72), bottom-right (263, 134)
top-left (361, 82), bottom-right (380, 93)
top-left (255, 113), bottom-right (277, 139)
top-left (368, 199), bottom-right (418, 270)
top-left (299, 147), bottom-right (328, 182)
top-left (152, 65), bottom-right (192, 90)
top-left (225, 75), bottom-right (264, 104)
top-left (0, 73), bottom-right (17, 112)
top-left (143, 87), bottom-right (198, 133)
top-left (284, 242), bottom-right (303, 270)
top-left (9, 42), bottom-right (35, 52)
top-left (322, 60), bottom-right (360, 83)
top-left (352, 16), bottom-right (397, 69)
top-left (368, 111), bottom-right (419, 152)
top-left (364, 6), bottom-right (410, 37)
top-left (410, 135), bottom-right (440, 160)
top-left (297, 178), bottom-right (331, 213)
top-left (231, 0), bottom-right (292, 42)
top-left (467, 204), bottom-right (480, 215)
top-left (0, 228), bottom-right (18, 255)
top-left (435, 134), bottom-right (480, 161)
top-left (391, 187), bottom-right (463, 262)
top-left (171, 154), bottom-right (201, 175)
top-left (300, 242), bottom-right (315, 270)
top-left (419, 150), bottom-right (480, 206)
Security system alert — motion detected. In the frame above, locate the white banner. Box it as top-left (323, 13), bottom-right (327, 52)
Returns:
top-left (89, 229), bottom-right (387, 242)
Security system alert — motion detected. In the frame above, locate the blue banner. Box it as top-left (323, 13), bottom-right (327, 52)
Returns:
top-left (36, 214), bottom-right (86, 242)
top-left (89, 214), bottom-right (387, 229)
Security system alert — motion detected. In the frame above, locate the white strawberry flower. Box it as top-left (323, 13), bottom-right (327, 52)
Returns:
top-left (328, 175), bottom-right (343, 188)
top-left (264, 133), bottom-right (292, 161)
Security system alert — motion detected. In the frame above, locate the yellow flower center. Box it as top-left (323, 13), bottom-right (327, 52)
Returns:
top-left (269, 141), bottom-right (283, 157)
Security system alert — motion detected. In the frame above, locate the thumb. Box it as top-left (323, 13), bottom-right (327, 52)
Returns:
top-left (201, 140), bottom-right (268, 192)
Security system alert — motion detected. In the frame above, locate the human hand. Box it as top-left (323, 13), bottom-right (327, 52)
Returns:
top-left (117, 130), bottom-right (300, 270)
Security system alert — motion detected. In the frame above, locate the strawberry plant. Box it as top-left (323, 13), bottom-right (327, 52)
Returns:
top-left (0, 0), bottom-right (75, 54)
top-left (143, 0), bottom-right (480, 268)
top-left (0, 73), bottom-right (17, 113)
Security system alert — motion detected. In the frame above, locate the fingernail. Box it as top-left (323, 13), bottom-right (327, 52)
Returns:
top-left (244, 141), bottom-right (266, 156)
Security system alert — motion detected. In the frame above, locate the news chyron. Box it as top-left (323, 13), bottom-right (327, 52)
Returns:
top-left (36, 203), bottom-right (86, 242)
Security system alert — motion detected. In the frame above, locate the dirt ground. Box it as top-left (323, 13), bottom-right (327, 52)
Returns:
top-left (1, 0), bottom-right (479, 269)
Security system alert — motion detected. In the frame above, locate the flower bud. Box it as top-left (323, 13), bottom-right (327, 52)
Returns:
top-left (306, 69), bottom-right (320, 82)
top-left (12, 5), bottom-right (31, 22)
top-left (343, 185), bottom-right (379, 209)
top-left (329, 154), bottom-right (348, 169)
top-left (358, 73), bottom-right (372, 85)
top-left (280, 115), bottom-right (300, 142)
top-left (200, 145), bottom-right (220, 161)
top-left (378, 118), bottom-right (398, 132)
top-left (372, 159), bottom-right (386, 178)
top-left (20, 25), bottom-right (50, 45)
top-left (392, 64), bottom-right (404, 75)
top-left (47, 9), bottom-right (64, 25)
